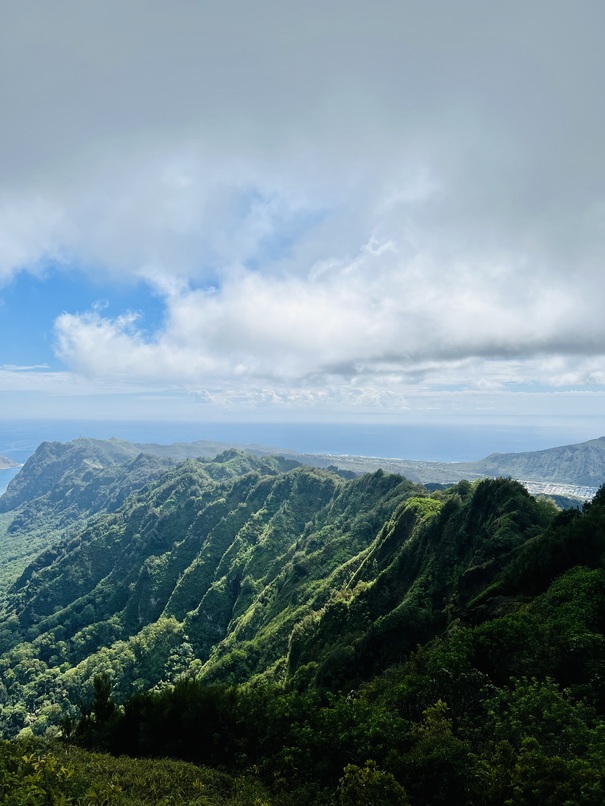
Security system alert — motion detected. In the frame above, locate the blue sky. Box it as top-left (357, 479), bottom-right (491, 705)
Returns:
top-left (0, 266), bottom-right (165, 368)
top-left (1, 1), bottom-right (605, 435)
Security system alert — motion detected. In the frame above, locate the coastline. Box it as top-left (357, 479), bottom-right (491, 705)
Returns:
top-left (0, 466), bottom-right (21, 495)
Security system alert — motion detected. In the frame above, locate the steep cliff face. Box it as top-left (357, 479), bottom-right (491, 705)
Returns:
top-left (0, 438), bottom-right (152, 512)
top-left (0, 437), bottom-right (299, 515)
top-left (5, 454), bottom-right (419, 672)
top-left (0, 441), bottom-right (419, 729)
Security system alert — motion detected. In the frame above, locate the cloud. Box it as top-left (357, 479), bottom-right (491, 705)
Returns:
top-left (3, 1), bottom-right (605, 410)
top-left (54, 233), bottom-right (605, 392)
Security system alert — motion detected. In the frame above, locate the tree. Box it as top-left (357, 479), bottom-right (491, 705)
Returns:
top-left (337, 761), bottom-right (409, 805)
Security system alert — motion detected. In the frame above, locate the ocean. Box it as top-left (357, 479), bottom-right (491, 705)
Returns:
top-left (0, 417), bottom-right (604, 495)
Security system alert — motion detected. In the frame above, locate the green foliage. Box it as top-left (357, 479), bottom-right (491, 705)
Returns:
top-left (402, 496), bottom-right (443, 521)
top-left (0, 740), bottom-right (75, 804)
top-left (3, 440), bottom-right (605, 801)
top-left (0, 738), bottom-right (272, 804)
top-left (337, 760), bottom-right (409, 805)
top-left (484, 677), bottom-right (594, 757)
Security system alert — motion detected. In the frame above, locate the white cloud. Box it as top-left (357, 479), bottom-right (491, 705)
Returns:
top-left (54, 231), bottom-right (605, 393)
top-left (2, 1), bottom-right (605, 417)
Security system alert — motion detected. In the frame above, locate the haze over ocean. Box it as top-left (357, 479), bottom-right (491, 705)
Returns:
top-left (1, 418), bottom-right (604, 495)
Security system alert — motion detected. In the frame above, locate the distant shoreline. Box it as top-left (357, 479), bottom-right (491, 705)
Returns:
top-left (1, 419), bottom-right (603, 466)
top-left (0, 465), bottom-right (21, 490)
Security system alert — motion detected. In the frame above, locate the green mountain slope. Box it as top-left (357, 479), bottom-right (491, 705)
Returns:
top-left (0, 436), bottom-right (289, 514)
top-left (0, 437), bottom-right (555, 738)
top-left (0, 447), bottom-right (422, 731)
top-left (0, 438), bottom-right (300, 601)
top-left (1, 437), bottom-right (605, 802)
top-left (0, 445), bottom-right (179, 607)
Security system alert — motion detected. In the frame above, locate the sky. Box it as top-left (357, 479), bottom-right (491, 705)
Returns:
top-left (1, 1), bottom-right (605, 432)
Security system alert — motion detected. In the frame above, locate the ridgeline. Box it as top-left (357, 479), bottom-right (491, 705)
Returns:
top-left (0, 437), bottom-right (604, 803)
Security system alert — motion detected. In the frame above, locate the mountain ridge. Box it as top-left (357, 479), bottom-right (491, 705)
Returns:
top-left (0, 436), bottom-right (560, 734)
top-left (464, 435), bottom-right (605, 486)
top-left (3, 433), bottom-right (605, 501)
top-left (0, 436), bottom-right (605, 802)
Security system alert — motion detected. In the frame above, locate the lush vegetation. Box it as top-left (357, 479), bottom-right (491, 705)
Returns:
top-left (0, 439), bottom-right (604, 802)
top-left (0, 736), bottom-right (270, 804)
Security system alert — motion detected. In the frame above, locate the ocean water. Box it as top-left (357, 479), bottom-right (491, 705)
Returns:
top-left (0, 466), bottom-right (20, 495)
top-left (0, 416), bottom-right (603, 495)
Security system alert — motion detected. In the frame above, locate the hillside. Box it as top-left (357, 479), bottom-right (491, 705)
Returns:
top-left (5, 432), bottom-right (604, 507)
top-left (463, 435), bottom-right (605, 486)
top-left (0, 443), bottom-right (422, 721)
top-left (0, 436), bottom-right (281, 513)
top-left (1, 437), bottom-right (605, 802)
